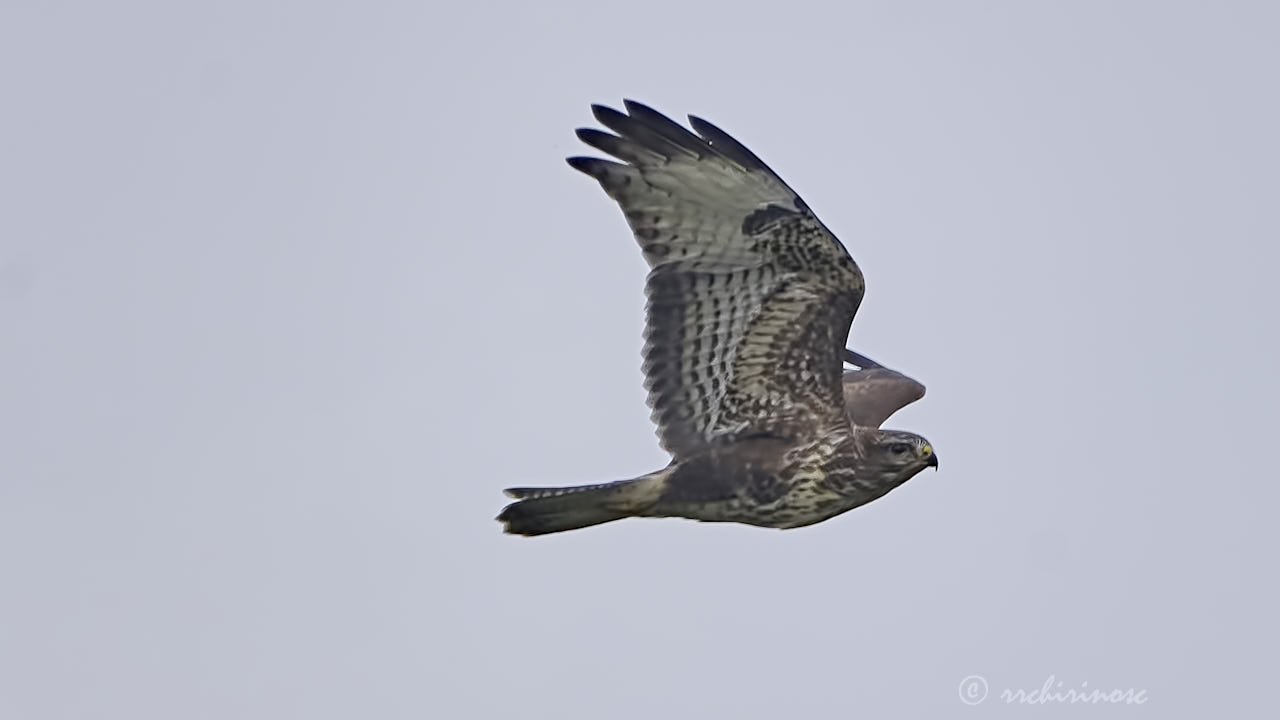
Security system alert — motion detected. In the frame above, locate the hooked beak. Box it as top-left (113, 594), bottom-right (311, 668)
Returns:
top-left (926, 452), bottom-right (939, 470)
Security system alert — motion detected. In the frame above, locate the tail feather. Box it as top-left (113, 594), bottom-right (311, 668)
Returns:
top-left (497, 479), bottom-right (643, 536)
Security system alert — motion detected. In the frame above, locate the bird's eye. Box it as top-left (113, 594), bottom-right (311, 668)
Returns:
top-left (889, 443), bottom-right (911, 455)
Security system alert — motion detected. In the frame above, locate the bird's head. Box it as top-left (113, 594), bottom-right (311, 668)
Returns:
top-left (869, 429), bottom-right (939, 475)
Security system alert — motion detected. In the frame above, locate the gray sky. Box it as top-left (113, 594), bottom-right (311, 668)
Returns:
top-left (3, 1), bottom-right (1278, 718)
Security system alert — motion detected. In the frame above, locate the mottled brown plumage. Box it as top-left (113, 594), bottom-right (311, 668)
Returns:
top-left (498, 101), bottom-right (936, 536)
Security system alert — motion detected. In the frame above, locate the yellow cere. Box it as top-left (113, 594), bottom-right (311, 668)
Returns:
top-left (922, 445), bottom-right (933, 456)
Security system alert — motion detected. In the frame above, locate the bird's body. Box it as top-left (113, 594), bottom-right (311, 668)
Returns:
top-left (502, 424), bottom-right (930, 535)
top-left (644, 429), bottom-right (910, 528)
top-left (498, 101), bottom-right (937, 536)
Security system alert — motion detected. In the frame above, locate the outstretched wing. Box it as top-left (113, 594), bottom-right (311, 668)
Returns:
top-left (569, 101), bottom-right (865, 459)
top-left (841, 349), bottom-right (926, 428)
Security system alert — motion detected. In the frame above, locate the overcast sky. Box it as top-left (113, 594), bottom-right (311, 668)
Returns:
top-left (3, 1), bottom-right (1278, 718)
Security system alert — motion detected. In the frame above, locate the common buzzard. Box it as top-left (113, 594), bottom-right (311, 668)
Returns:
top-left (499, 101), bottom-right (936, 535)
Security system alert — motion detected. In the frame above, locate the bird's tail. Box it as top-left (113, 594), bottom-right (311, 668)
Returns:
top-left (497, 474), bottom-right (664, 536)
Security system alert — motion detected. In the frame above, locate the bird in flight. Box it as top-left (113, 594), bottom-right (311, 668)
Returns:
top-left (498, 101), bottom-right (936, 536)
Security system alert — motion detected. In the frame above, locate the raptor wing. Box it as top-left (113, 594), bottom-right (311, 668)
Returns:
top-left (569, 101), bottom-right (865, 458)
top-left (841, 349), bottom-right (926, 428)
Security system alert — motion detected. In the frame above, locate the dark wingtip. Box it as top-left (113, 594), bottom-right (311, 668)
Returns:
top-left (622, 99), bottom-right (662, 118)
top-left (688, 114), bottom-right (773, 174)
top-left (591, 104), bottom-right (643, 140)
top-left (495, 501), bottom-right (525, 535)
top-left (574, 127), bottom-right (608, 144)
top-left (590, 103), bottom-right (623, 124)
top-left (565, 156), bottom-right (596, 173)
top-left (686, 114), bottom-right (721, 141)
top-left (843, 349), bottom-right (885, 368)
top-left (566, 155), bottom-right (617, 178)
top-left (622, 101), bottom-right (693, 133)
